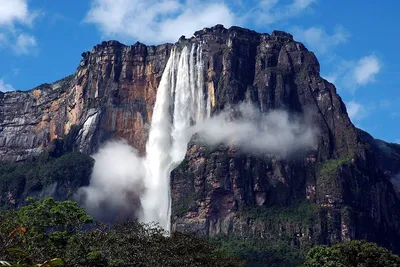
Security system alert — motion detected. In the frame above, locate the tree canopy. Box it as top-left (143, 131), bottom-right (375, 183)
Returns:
top-left (302, 240), bottom-right (400, 267)
top-left (0, 198), bottom-right (244, 267)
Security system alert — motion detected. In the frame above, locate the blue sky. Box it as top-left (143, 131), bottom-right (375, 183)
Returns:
top-left (0, 0), bottom-right (399, 143)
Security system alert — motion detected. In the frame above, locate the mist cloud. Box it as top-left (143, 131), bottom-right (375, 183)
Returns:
top-left (189, 103), bottom-right (318, 158)
top-left (76, 140), bottom-right (145, 222)
top-left (391, 173), bottom-right (400, 194)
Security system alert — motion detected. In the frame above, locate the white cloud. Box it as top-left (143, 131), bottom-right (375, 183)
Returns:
top-left (291, 0), bottom-right (317, 9)
top-left (0, 0), bottom-right (34, 26)
top-left (0, 79), bottom-right (15, 92)
top-left (324, 59), bottom-right (352, 87)
top-left (324, 74), bottom-right (337, 84)
top-left (259, 0), bottom-right (279, 9)
top-left (15, 33), bottom-right (36, 54)
top-left (189, 103), bottom-right (317, 158)
top-left (0, 0), bottom-right (38, 55)
top-left (346, 101), bottom-right (367, 121)
top-left (159, 4), bottom-right (234, 42)
top-left (85, 0), bottom-right (234, 44)
top-left (243, 0), bottom-right (317, 26)
top-left (353, 55), bottom-right (381, 85)
top-left (291, 26), bottom-right (349, 54)
top-left (85, 0), bottom-right (317, 44)
top-left (391, 173), bottom-right (400, 193)
top-left (0, 33), bottom-right (6, 43)
top-left (326, 54), bottom-right (381, 92)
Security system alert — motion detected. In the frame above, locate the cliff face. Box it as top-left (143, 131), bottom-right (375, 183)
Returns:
top-left (169, 26), bottom-right (400, 251)
top-left (0, 41), bottom-right (172, 161)
top-left (1, 25), bottom-right (400, 253)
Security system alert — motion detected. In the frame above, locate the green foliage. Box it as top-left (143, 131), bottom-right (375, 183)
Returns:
top-left (172, 191), bottom-right (199, 217)
top-left (0, 152), bottom-right (94, 210)
top-left (4, 197), bottom-right (93, 229)
top-left (0, 257), bottom-right (65, 267)
top-left (0, 198), bottom-right (92, 265)
top-left (209, 202), bottom-right (321, 266)
top-left (315, 154), bottom-right (354, 198)
top-left (317, 154), bottom-right (353, 179)
top-left (211, 234), bottom-right (307, 267)
top-left (0, 198), bottom-right (244, 267)
top-left (0, 227), bottom-right (65, 267)
top-left (240, 201), bottom-right (320, 229)
top-left (178, 158), bottom-right (189, 170)
top-left (303, 240), bottom-right (400, 267)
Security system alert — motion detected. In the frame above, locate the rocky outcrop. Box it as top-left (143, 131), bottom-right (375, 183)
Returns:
top-left (0, 41), bottom-right (172, 161)
top-left (1, 25), bottom-right (400, 254)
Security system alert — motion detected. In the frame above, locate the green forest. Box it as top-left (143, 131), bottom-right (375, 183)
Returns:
top-left (1, 197), bottom-right (400, 267)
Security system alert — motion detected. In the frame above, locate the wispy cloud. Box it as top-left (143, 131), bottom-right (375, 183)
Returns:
top-left (0, 0), bottom-right (38, 55)
top-left (291, 0), bottom-right (317, 9)
top-left (291, 26), bottom-right (349, 55)
top-left (85, 0), bottom-right (234, 44)
top-left (379, 99), bottom-right (392, 110)
top-left (326, 54), bottom-right (381, 92)
top-left (15, 33), bottom-right (37, 55)
top-left (190, 103), bottom-right (318, 158)
top-left (391, 112), bottom-right (400, 118)
top-left (85, 0), bottom-right (317, 44)
top-left (353, 55), bottom-right (381, 86)
top-left (345, 101), bottom-right (367, 122)
top-left (0, 79), bottom-right (15, 92)
top-left (245, 0), bottom-right (317, 25)
top-left (0, 0), bottom-right (36, 26)
top-left (12, 67), bottom-right (20, 76)
top-left (324, 74), bottom-right (337, 84)
top-left (0, 33), bottom-right (7, 51)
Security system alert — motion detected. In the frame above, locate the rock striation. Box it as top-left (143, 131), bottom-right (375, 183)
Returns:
top-left (0, 41), bottom-right (172, 161)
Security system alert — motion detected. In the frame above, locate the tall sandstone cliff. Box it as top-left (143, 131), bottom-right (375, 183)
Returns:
top-left (0, 41), bottom-right (172, 161)
top-left (1, 25), bottom-right (400, 252)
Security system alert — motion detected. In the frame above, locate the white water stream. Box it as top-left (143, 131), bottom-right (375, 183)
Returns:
top-left (141, 43), bottom-right (209, 230)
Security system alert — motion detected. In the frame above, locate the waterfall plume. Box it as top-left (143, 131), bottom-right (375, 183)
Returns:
top-left (141, 43), bottom-right (208, 230)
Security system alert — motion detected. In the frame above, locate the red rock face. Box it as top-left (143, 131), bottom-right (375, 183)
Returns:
top-left (0, 41), bottom-right (172, 160)
top-left (71, 41), bottom-right (173, 155)
top-left (0, 77), bottom-right (73, 161)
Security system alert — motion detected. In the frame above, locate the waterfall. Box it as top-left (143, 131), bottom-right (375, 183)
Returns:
top-left (141, 49), bottom-right (175, 229)
top-left (141, 43), bottom-right (209, 231)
